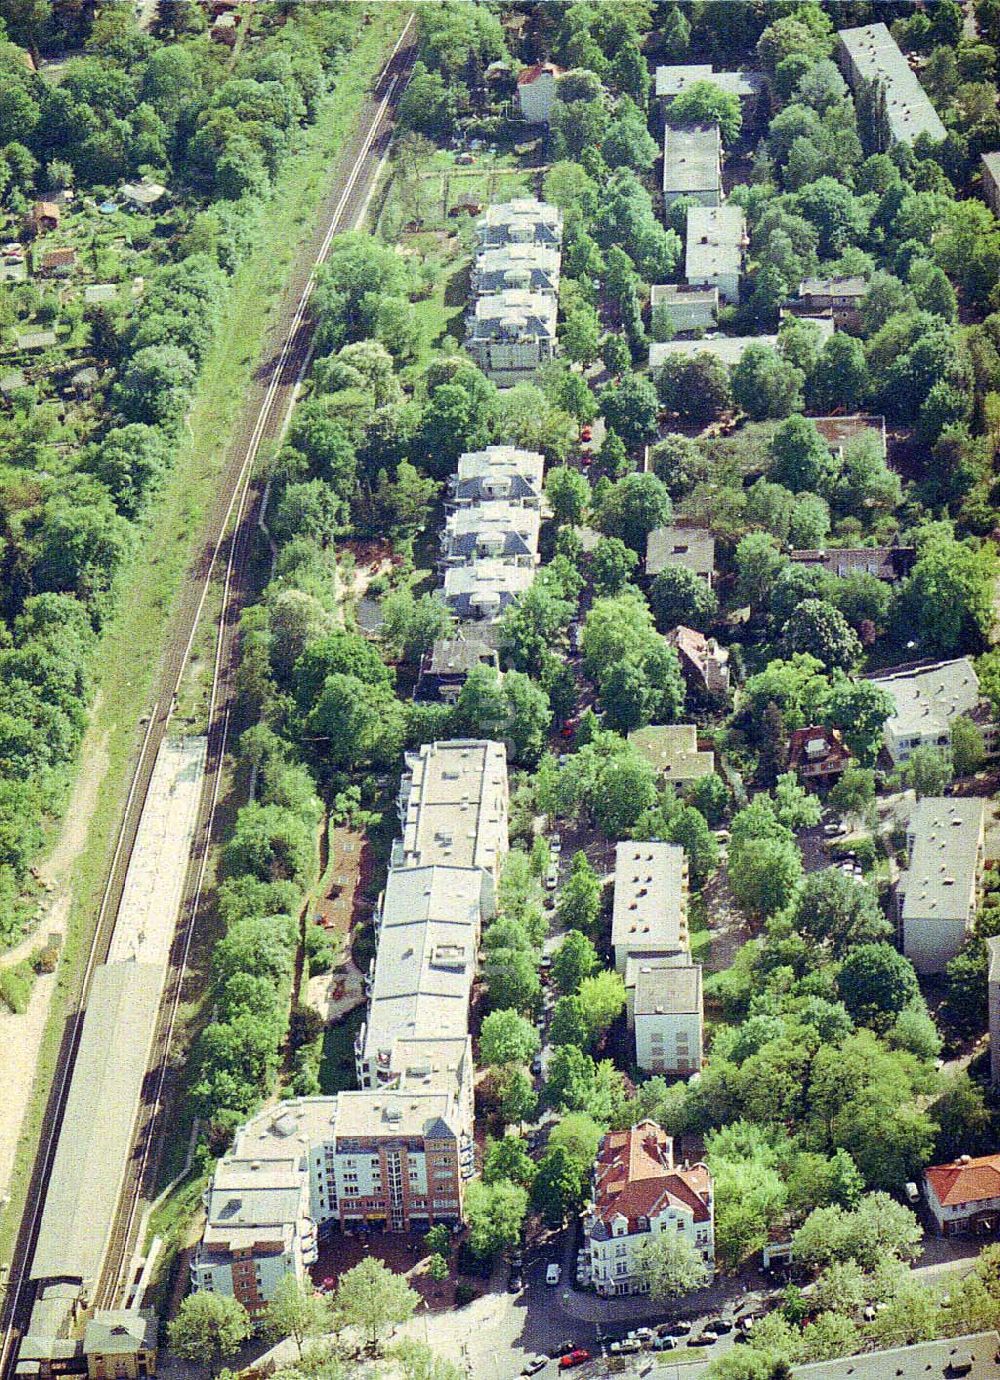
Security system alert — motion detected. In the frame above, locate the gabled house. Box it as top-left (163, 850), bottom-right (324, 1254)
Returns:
top-left (788, 726), bottom-right (853, 784)
top-left (924, 1154), bottom-right (1000, 1236)
top-left (516, 61), bottom-right (564, 124)
top-left (628, 724), bottom-right (715, 786)
top-left (584, 1121), bottom-right (714, 1296)
top-left (789, 546), bottom-right (915, 583)
top-left (414, 638), bottom-right (498, 704)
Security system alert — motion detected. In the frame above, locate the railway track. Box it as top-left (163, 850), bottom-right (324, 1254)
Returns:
top-left (0, 17), bottom-right (415, 1371)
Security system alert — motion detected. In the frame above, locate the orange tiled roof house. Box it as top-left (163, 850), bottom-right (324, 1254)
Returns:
top-left (924, 1155), bottom-right (1000, 1236)
top-left (583, 1121), bottom-right (714, 1296)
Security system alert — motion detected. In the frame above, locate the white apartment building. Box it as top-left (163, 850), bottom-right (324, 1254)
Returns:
top-left (898, 796), bottom-right (985, 975)
top-left (685, 204), bottom-right (747, 303)
top-left (442, 559), bottom-right (535, 623)
top-left (464, 288), bottom-right (557, 386)
top-left (870, 658), bottom-right (992, 766)
top-left (837, 23), bottom-right (946, 147)
top-left (611, 841), bottom-right (689, 973)
top-left (472, 242), bottom-right (561, 296)
top-left (632, 960), bottom-right (703, 1075)
top-left (476, 199), bottom-right (563, 251)
top-left (662, 123), bottom-right (722, 207)
top-left (448, 445), bottom-right (544, 509)
top-left (440, 501), bottom-right (541, 567)
top-left (584, 1121), bottom-right (714, 1297)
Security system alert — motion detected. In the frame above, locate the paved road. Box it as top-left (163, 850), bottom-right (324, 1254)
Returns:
top-left (0, 20), bottom-right (416, 1375)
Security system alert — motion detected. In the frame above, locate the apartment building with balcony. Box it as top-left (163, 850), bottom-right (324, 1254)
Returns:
top-left (464, 289), bottom-right (558, 386)
top-left (472, 242), bottom-right (561, 296)
top-left (475, 198), bottom-right (563, 251)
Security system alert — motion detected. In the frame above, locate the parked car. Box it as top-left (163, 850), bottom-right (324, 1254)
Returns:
top-left (545, 865), bottom-right (559, 890)
top-left (660, 1321), bottom-right (692, 1337)
top-left (689, 1332), bottom-right (719, 1347)
top-left (531, 1055), bottom-right (543, 1075)
top-left (508, 1271), bottom-right (524, 1293)
top-left (652, 1336), bottom-right (678, 1351)
top-left (610, 1339), bottom-right (641, 1354)
top-left (550, 833), bottom-right (562, 854)
top-left (521, 1359), bottom-right (547, 1376)
top-left (546, 1263), bottom-right (562, 1285)
top-left (705, 1319), bottom-right (733, 1334)
top-left (558, 1352), bottom-right (589, 1370)
top-left (548, 1341), bottom-right (575, 1359)
top-left (630, 1328), bottom-right (655, 1342)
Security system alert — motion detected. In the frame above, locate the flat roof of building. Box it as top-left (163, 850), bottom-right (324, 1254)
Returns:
top-left (800, 275), bottom-right (867, 298)
top-left (650, 284), bottom-right (719, 307)
top-left (685, 203), bottom-right (746, 283)
top-left (31, 961), bottom-right (166, 1284)
top-left (646, 525), bottom-right (715, 579)
top-left (663, 123), bottom-right (721, 196)
top-left (655, 64), bottom-right (763, 101)
top-left (455, 445), bottom-right (544, 484)
top-left (443, 559), bottom-right (535, 606)
top-left (902, 796), bottom-right (985, 925)
top-left (612, 842), bottom-right (688, 962)
top-left (871, 657), bottom-right (981, 743)
top-left (628, 725), bottom-right (715, 782)
top-left (837, 23), bottom-right (946, 144)
top-left (331, 1089), bottom-right (461, 1141)
top-left (469, 289), bottom-right (557, 332)
top-left (634, 961), bottom-right (702, 1017)
top-left (445, 501), bottom-right (540, 549)
top-left (422, 638), bottom-right (497, 677)
top-left (396, 740), bottom-right (508, 875)
top-left (792, 1332), bottom-right (1000, 1380)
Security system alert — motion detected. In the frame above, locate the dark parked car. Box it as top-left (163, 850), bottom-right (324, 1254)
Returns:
top-left (661, 1320), bottom-right (692, 1337)
top-left (508, 1271), bottom-right (524, 1293)
top-left (705, 1318), bottom-right (733, 1334)
top-left (548, 1341), bottom-right (575, 1359)
top-left (689, 1332), bottom-right (719, 1347)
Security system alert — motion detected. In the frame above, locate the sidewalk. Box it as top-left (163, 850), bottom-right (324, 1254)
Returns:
top-left (556, 1268), bottom-right (771, 1326)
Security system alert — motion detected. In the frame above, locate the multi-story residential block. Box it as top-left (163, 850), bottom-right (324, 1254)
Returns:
top-left (448, 445), bottom-right (544, 509)
top-left (924, 1154), bottom-right (1000, 1236)
top-left (191, 1149), bottom-right (318, 1312)
top-left (584, 1121), bottom-right (714, 1297)
top-left (982, 152), bottom-right (1000, 217)
top-left (193, 743), bottom-right (508, 1304)
top-left (355, 864), bottom-right (485, 1086)
top-left (898, 796), bottom-right (985, 975)
top-left (662, 123), bottom-right (722, 207)
top-left (631, 960), bottom-right (703, 1075)
top-left (612, 841), bottom-right (689, 974)
top-left (869, 658), bottom-right (992, 766)
top-left (650, 283), bottom-right (718, 334)
top-left (837, 24), bottom-right (946, 147)
top-left (651, 328), bottom-right (838, 372)
top-left (655, 64), bottom-right (763, 110)
top-left (685, 204), bottom-right (747, 302)
top-left (464, 288), bottom-right (557, 386)
top-left (472, 243), bottom-right (561, 296)
top-left (440, 502), bottom-right (541, 567)
top-left (628, 724), bottom-right (715, 788)
top-left (792, 1333), bottom-right (1000, 1380)
top-left (392, 739), bottom-right (509, 880)
top-left (990, 935), bottom-right (1000, 1089)
top-left (796, 275), bottom-right (867, 324)
top-left (443, 559), bottom-right (535, 622)
top-left (645, 525), bottom-right (715, 582)
top-left (476, 199), bottom-right (563, 251)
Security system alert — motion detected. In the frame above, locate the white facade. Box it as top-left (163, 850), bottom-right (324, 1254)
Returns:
top-left (899, 797), bottom-right (984, 975)
top-left (871, 658), bottom-right (985, 766)
top-left (464, 289), bottom-right (557, 386)
top-left (685, 204), bottom-right (747, 303)
top-left (632, 961), bottom-right (703, 1075)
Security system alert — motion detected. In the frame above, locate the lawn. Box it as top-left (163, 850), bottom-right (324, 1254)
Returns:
top-left (0, 7), bottom-right (406, 1271)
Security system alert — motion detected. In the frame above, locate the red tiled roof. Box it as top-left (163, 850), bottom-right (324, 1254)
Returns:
top-left (926, 1156), bottom-right (1000, 1207)
top-left (517, 61), bottom-right (563, 85)
top-left (593, 1122), bottom-right (711, 1228)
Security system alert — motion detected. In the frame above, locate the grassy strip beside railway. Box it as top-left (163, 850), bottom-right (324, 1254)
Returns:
top-left (0, 7), bottom-right (405, 1273)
